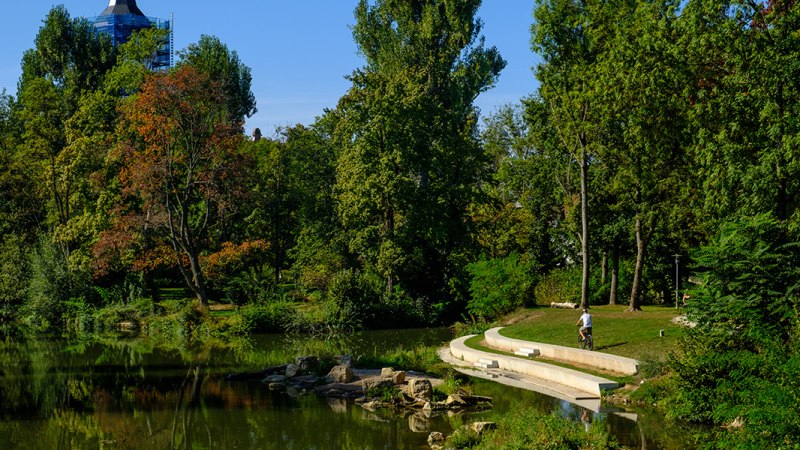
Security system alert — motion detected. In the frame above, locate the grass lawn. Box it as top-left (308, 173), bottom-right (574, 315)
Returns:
top-left (497, 305), bottom-right (687, 362)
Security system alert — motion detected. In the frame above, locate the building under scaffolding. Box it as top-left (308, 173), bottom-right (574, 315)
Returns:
top-left (89, 0), bottom-right (173, 70)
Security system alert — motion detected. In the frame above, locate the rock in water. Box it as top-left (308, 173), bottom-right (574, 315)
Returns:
top-left (284, 363), bottom-right (299, 378)
top-left (362, 378), bottom-right (395, 395)
top-left (427, 432), bottom-right (445, 446)
top-left (295, 356), bottom-right (318, 372)
top-left (326, 364), bottom-right (354, 383)
top-left (407, 379), bottom-right (433, 401)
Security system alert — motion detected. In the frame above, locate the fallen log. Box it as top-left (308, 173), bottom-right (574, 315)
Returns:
top-left (550, 302), bottom-right (579, 309)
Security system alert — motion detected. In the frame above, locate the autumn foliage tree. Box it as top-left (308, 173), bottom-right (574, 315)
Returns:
top-left (106, 65), bottom-right (248, 307)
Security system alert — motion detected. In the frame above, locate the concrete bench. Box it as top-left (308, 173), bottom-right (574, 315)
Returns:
top-left (474, 358), bottom-right (499, 369)
top-left (484, 327), bottom-right (639, 375)
top-left (450, 336), bottom-right (618, 397)
top-left (514, 347), bottom-right (540, 357)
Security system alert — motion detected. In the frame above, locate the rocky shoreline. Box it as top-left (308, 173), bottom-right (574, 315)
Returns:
top-left (226, 355), bottom-right (496, 448)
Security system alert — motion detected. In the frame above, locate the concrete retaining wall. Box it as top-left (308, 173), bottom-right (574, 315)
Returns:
top-left (484, 327), bottom-right (639, 375)
top-left (449, 336), bottom-right (619, 397)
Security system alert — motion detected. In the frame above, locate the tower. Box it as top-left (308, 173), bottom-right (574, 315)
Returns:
top-left (90, 0), bottom-right (173, 70)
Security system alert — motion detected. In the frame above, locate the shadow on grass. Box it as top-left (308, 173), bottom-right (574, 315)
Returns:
top-left (594, 342), bottom-right (628, 351)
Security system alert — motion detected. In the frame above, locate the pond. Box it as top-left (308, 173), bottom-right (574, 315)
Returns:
top-left (0, 329), bottom-right (699, 449)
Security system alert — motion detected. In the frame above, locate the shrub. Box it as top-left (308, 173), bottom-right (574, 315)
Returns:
top-left (322, 269), bottom-right (382, 331)
top-left (533, 265), bottom-right (581, 306)
top-left (0, 235), bottom-right (29, 309)
top-left (466, 254), bottom-right (534, 320)
top-left (236, 300), bottom-right (298, 333)
top-left (24, 235), bottom-right (93, 330)
top-left (667, 214), bottom-right (800, 447)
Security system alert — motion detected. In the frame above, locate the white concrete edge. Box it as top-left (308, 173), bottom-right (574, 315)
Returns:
top-left (485, 327), bottom-right (640, 375)
top-left (438, 347), bottom-right (604, 412)
top-left (449, 336), bottom-right (618, 397)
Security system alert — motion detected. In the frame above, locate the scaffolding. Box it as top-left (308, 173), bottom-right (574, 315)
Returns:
top-left (90, 13), bottom-right (173, 71)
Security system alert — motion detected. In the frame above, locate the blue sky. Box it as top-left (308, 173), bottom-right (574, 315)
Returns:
top-left (0, 1), bottom-right (539, 135)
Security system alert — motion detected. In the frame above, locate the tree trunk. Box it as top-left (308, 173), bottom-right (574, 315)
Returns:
top-left (188, 251), bottom-right (209, 308)
top-left (580, 143), bottom-right (590, 310)
top-left (628, 216), bottom-right (644, 311)
top-left (609, 252), bottom-right (618, 305)
top-left (601, 253), bottom-right (607, 285)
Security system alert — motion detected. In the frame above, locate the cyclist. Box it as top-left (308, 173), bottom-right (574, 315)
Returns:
top-left (576, 308), bottom-right (592, 343)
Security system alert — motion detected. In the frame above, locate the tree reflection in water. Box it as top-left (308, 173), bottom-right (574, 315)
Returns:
top-left (0, 331), bottom-right (702, 449)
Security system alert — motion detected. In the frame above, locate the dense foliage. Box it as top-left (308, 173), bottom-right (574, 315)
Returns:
top-left (2, 1), bottom-right (800, 442)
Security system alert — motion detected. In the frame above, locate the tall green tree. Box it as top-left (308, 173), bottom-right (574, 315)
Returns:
top-left (681, 0), bottom-right (800, 231)
top-left (15, 6), bottom-right (116, 256)
top-left (594, 0), bottom-right (688, 310)
top-left (179, 35), bottom-right (257, 123)
top-left (336, 0), bottom-right (505, 306)
top-left (532, 0), bottom-right (603, 310)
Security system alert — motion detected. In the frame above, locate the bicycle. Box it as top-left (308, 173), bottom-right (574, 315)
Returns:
top-left (578, 327), bottom-right (593, 351)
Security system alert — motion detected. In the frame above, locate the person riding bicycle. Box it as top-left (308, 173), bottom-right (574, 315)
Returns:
top-left (576, 308), bottom-right (593, 342)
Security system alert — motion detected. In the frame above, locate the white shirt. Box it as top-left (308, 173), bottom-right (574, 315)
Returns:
top-left (579, 313), bottom-right (592, 328)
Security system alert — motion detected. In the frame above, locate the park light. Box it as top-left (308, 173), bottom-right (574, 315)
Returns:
top-left (672, 254), bottom-right (681, 309)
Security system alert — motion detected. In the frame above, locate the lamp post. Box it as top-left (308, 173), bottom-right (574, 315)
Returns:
top-left (672, 254), bottom-right (681, 309)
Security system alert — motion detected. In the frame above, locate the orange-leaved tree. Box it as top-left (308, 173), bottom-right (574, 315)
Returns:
top-left (108, 65), bottom-right (248, 307)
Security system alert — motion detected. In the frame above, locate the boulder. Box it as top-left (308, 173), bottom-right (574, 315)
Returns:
top-left (285, 363), bottom-right (300, 378)
top-left (422, 401), bottom-right (448, 412)
top-left (263, 374), bottom-right (287, 384)
top-left (407, 379), bottom-right (433, 400)
top-left (362, 378), bottom-right (395, 395)
top-left (326, 364), bottom-right (354, 383)
top-left (379, 367), bottom-right (406, 384)
top-left (268, 382), bottom-right (286, 391)
top-left (391, 371), bottom-right (406, 385)
top-left (469, 422), bottom-right (497, 435)
top-left (295, 355), bottom-right (319, 372)
top-left (445, 394), bottom-right (468, 407)
top-left (427, 432), bottom-right (445, 446)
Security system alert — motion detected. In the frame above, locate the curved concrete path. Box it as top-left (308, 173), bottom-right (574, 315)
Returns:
top-left (484, 327), bottom-right (639, 375)
top-left (437, 347), bottom-right (603, 412)
top-left (448, 335), bottom-right (619, 397)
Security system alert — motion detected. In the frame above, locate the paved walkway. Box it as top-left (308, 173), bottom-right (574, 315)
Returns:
top-left (484, 327), bottom-right (640, 375)
top-left (437, 346), bottom-right (605, 412)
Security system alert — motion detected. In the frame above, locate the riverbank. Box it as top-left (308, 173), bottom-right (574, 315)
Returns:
top-left (460, 306), bottom-right (687, 403)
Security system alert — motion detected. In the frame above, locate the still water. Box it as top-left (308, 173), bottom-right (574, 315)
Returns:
top-left (0, 329), bottom-right (697, 449)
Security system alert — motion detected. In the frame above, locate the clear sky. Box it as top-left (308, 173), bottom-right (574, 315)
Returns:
top-left (0, 1), bottom-right (539, 136)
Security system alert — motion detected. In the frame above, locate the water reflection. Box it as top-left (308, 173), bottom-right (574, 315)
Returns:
top-left (0, 331), bottom-right (702, 449)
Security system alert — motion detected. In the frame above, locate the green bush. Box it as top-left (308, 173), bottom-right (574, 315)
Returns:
top-left (667, 214), bottom-right (800, 447)
top-left (533, 265), bottom-right (581, 306)
top-left (92, 303), bottom-right (140, 331)
top-left (236, 300), bottom-right (298, 333)
top-left (466, 254), bottom-right (534, 320)
top-left (322, 269), bottom-right (382, 331)
top-left (220, 267), bottom-right (274, 305)
top-left (24, 235), bottom-right (93, 330)
top-left (0, 234), bottom-right (29, 313)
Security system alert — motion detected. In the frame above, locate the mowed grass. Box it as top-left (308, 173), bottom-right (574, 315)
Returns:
top-left (498, 305), bottom-right (686, 362)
